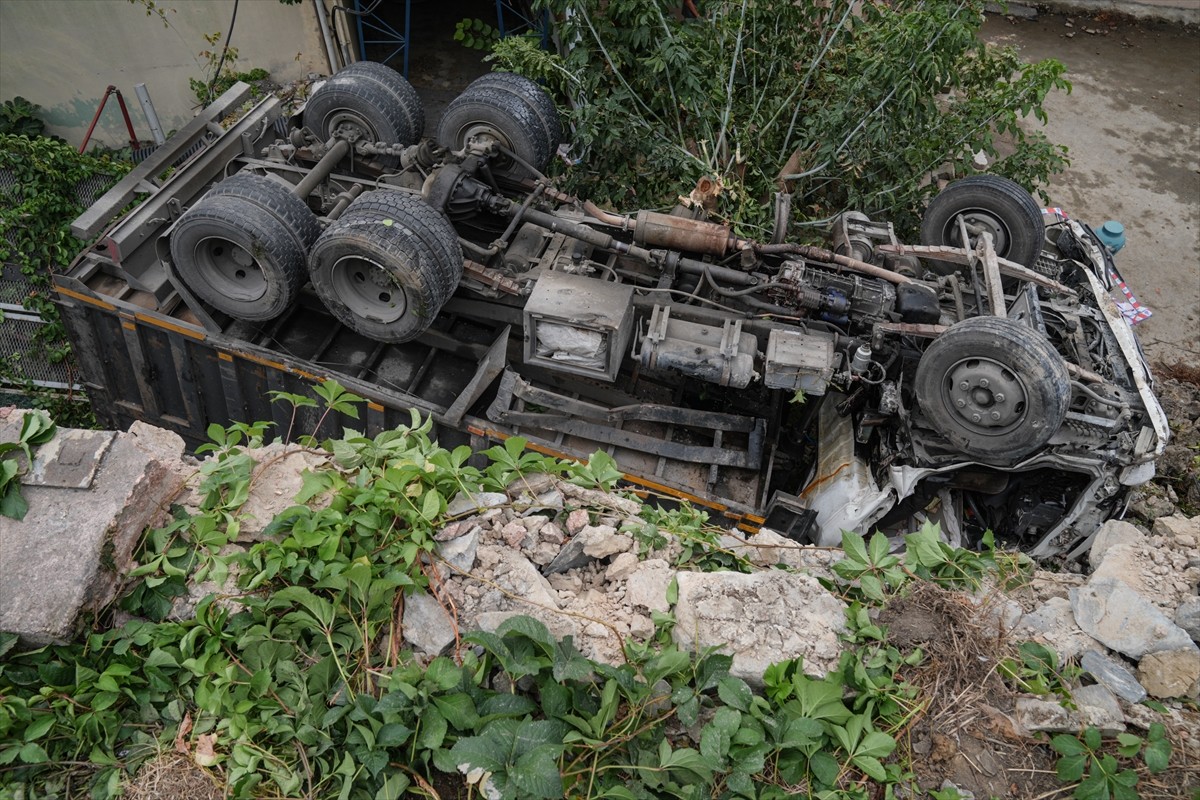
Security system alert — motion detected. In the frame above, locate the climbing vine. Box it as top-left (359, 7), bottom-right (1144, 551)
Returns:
top-left (0, 133), bottom-right (129, 422)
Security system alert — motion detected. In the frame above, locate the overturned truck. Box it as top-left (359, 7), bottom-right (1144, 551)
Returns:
top-left (57, 66), bottom-right (1168, 559)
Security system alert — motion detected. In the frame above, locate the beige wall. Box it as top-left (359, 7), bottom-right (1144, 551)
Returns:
top-left (0, 0), bottom-right (331, 148)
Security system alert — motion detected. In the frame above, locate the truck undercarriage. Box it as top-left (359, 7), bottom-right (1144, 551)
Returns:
top-left (56, 68), bottom-right (1169, 559)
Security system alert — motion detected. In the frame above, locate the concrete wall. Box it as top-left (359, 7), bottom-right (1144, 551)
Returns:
top-left (0, 0), bottom-right (331, 149)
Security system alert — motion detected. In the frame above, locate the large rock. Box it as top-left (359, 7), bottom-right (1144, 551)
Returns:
top-left (1073, 684), bottom-right (1125, 735)
top-left (0, 420), bottom-right (187, 644)
top-left (1137, 649), bottom-right (1200, 699)
top-left (235, 444), bottom-right (332, 539)
top-left (1153, 515), bottom-right (1200, 543)
top-left (474, 546), bottom-right (560, 611)
top-left (672, 570), bottom-right (846, 687)
top-left (1015, 696), bottom-right (1082, 734)
top-left (1069, 578), bottom-right (1195, 659)
top-left (624, 559), bottom-right (674, 613)
top-left (1089, 519), bottom-right (1145, 568)
top-left (1014, 597), bottom-right (1101, 661)
top-left (403, 591), bottom-right (457, 655)
top-left (543, 525), bottom-right (632, 574)
top-left (1080, 650), bottom-right (1147, 704)
top-left (436, 525), bottom-right (482, 574)
top-left (720, 528), bottom-right (840, 578)
top-left (1176, 596), bottom-right (1200, 642)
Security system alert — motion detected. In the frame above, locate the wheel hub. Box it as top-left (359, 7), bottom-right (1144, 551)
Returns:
top-left (327, 110), bottom-right (375, 144)
top-left (330, 255), bottom-right (406, 323)
top-left (194, 236), bottom-right (266, 301)
top-left (944, 357), bottom-right (1027, 432)
top-left (949, 209), bottom-right (1010, 256)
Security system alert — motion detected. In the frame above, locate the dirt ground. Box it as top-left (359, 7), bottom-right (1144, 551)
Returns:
top-left (982, 11), bottom-right (1200, 371)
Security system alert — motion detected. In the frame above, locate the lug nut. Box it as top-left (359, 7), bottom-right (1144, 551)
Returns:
top-left (956, 399), bottom-right (966, 408)
top-left (971, 413), bottom-right (982, 423)
top-left (994, 393), bottom-right (1005, 403)
top-left (991, 411), bottom-right (1001, 421)
top-left (979, 378), bottom-right (989, 388)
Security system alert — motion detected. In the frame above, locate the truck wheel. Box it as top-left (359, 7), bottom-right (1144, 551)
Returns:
top-left (436, 85), bottom-right (550, 180)
top-left (308, 190), bottom-right (463, 342)
top-left (467, 72), bottom-right (562, 159)
top-left (304, 64), bottom-right (423, 168)
top-left (919, 175), bottom-right (1045, 269)
top-left (170, 173), bottom-right (318, 321)
top-left (336, 190), bottom-right (464, 306)
top-left (323, 61), bottom-right (425, 140)
top-left (915, 316), bottom-right (1069, 463)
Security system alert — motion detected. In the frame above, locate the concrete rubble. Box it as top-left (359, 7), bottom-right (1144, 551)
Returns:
top-left (4, 414), bottom-right (1200, 756)
top-left (0, 410), bottom-right (190, 644)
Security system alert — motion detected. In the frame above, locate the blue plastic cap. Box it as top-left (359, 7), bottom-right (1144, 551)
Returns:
top-left (1097, 220), bottom-right (1126, 253)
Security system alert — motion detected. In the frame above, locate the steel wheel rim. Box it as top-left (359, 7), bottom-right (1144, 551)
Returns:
top-left (192, 236), bottom-right (267, 301)
top-left (944, 208), bottom-right (1012, 257)
top-left (330, 254), bottom-right (406, 323)
top-left (455, 121), bottom-right (514, 167)
top-left (325, 109), bottom-right (377, 144)
top-left (941, 356), bottom-right (1028, 436)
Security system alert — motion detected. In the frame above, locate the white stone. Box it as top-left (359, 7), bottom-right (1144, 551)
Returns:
top-left (624, 559), bottom-right (674, 613)
top-left (1089, 519), bottom-right (1145, 569)
top-left (1070, 578), bottom-right (1196, 659)
top-left (605, 552), bottom-right (640, 582)
top-left (672, 570), bottom-right (847, 687)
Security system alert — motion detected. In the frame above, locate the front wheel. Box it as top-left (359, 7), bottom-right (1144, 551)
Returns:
top-left (920, 175), bottom-right (1045, 270)
top-left (914, 316), bottom-right (1070, 463)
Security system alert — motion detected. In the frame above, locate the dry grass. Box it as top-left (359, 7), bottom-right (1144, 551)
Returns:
top-left (123, 752), bottom-right (223, 800)
top-left (880, 581), bottom-right (1016, 732)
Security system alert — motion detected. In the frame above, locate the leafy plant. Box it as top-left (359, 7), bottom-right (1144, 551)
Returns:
top-left (0, 133), bottom-right (130, 421)
top-left (1050, 724), bottom-right (1173, 800)
top-left (489, 0), bottom-right (1069, 239)
top-left (0, 409), bottom-right (56, 519)
top-left (454, 17), bottom-right (502, 50)
top-left (999, 641), bottom-right (1080, 701)
top-left (188, 31), bottom-right (272, 105)
top-left (0, 97), bottom-right (49, 138)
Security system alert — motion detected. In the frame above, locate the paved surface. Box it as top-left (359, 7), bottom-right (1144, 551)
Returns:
top-left (982, 12), bottom-right (1200, 369)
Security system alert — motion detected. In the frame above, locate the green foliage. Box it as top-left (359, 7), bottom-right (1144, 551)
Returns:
top-left (832, 522), bottom-right (1031, 605)
top-left (454, 17), bottom-right (502, 50)
top-left (0, 133), bottom-right (130, 419)
top-left (1050, 724), bottom-right (1173, 800)
top-left (0, 409), bottom-right (56, 520)
top-left (998, 641), bottom-right (1080, 701)
top-left (627, 501), bottom-right (754, 572)
top-left (0, 97), bottom-right (50, 138)
top-left (489, 0), bottom-right (1069, 238)
top-left (0, 388), bottom-right (930, 798)
top-left (188, 32), bottom-right (272, 106)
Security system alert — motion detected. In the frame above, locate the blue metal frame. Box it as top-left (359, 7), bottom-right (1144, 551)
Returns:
top-left (354, 0), bottom-right (412, 77)
top-left (495, 0), bottom-right (550, 48)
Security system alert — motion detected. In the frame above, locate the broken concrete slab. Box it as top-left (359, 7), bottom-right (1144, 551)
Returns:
top-left (1070, 578), bottom-right (1195, 659)
top-left (1, 420), bottom-right (187, 644)
top-left (20, 428), bottom-right (116, 488)
top-left (672, 570), bottom-right (846, 687)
